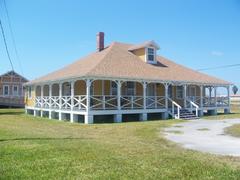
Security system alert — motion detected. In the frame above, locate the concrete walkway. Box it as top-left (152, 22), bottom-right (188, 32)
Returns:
top-left (164, 119), bottom-right (240, 156)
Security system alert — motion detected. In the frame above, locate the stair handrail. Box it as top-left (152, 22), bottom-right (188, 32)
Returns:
top-left (186, 98), bottom-right (199, 117)
top-left (168, 98), bottom-right (182, 119)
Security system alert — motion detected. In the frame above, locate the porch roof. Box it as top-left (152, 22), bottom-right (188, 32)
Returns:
top-left (26, 42), bottom-right (231, 86)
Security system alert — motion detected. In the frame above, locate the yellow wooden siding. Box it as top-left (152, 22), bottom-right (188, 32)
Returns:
top-left (104, 80), bottom-right (110, 95)
top-left (156, 84), bottom-right (165, 96)
top-left (136, 83), bottom-right (143, 95)
top-left (74, 81), bottom-right (86, 95)
top-left (132, 48), bottom-right (145, 61)
top-left (93, 80), bottom-right (102, 95)
top-left (25, 87), bottom-right (35, 107)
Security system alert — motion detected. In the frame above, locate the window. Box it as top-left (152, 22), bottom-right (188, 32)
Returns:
top-left (111, 82), bottom-right (117, 95)
top-left (90, 83), bottom-right (94, 95)
top-left (3, 85), bottom-right (9, 96)
top-left (189, 86), bottom-right (196, 97)
top-left (176, 86), bottom-right (183, 99)
top-left (168, 85), bottom-right (173, 98)
top-left (13, 86), bottom-right (18, 96)
top-left (28, 86), bottom-right (32, 98)
top-left (147, 48), bottom-right (155, 62)
top-left (126, 82), bottom-right (135, 96)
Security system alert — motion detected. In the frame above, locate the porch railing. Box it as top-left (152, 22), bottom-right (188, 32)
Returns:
top-left (186, 96), bottom-right (201, 107)
top-left (146, 96), bottom-right (165, 109)
top-left (216, 96), bottom-right (229, 107)
top-left (186, 98), bottom-right (199, 117)
top-left (90, 95), bottom-right (117, 110)
top-left (203, 97), bottom-right (216, 107)
top-left (34, 95), bottom-right (166, 111)
top-left (34, 95), bottom-right (229, 111)
top-left (168, 98), bottom-right (182, 119)
top-left (187, 96), bottom-right (229, 108)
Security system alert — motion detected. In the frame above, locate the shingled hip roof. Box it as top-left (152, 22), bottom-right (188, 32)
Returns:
top-left (26, 42), bottom-right (231, 86)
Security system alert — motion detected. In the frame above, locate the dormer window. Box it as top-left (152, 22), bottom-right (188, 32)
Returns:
top-left (128, 40), bottom-right (160, 64)
top-left (146, 47), bottom-right (157, 64)
top-left (147, 48), bottom-right (155, 61)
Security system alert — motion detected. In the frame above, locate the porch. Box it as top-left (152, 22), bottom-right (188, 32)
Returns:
top-left (25, 79), bottom-right (231, 123)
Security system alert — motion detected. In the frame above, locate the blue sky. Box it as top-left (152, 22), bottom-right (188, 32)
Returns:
top-left (0, 0), bottom-right (240, 93)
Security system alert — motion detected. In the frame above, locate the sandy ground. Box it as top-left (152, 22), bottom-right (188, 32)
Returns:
top-left (164, 119), bottom-right (240, 156)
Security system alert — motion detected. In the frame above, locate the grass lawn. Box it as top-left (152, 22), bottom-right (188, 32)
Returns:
top-left (1, 109), bottom-right (240, 179)
top-left (225, 124), bottom-right (240, 138)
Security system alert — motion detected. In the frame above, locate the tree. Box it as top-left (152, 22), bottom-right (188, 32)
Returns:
top-left (232, 85), bottom-right (238, 95)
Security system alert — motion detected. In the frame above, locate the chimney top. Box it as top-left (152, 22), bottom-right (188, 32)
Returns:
top-left (96, 32), bottom-right (104, 52)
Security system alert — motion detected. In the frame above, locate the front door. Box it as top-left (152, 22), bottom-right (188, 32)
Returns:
top-left (189, 86), bottom-right (196, 101)
top-left (146, 84), bottom-right (156, 108)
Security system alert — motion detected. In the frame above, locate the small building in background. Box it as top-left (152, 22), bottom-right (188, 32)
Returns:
top-left (231, 94), bottom-right (240, 105)
top-left (0, 70), bottom-right (28, 108)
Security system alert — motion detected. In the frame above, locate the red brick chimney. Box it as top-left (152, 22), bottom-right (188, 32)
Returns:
top-left (96, 32), bottom-right (104, 52)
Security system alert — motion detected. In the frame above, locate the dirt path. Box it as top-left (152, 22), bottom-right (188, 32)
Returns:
top-left (164, 119), bottom-right (240, 156)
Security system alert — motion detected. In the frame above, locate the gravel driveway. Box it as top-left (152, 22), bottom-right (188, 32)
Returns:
top-left (164, 119), bottom-right (240, 156)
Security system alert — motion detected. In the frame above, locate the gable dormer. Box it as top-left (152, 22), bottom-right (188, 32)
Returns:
top-left (128, 40), bottom-right (160, 64)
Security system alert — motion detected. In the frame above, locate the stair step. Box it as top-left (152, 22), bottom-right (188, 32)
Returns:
top-left (169, 108), bottom-right (199, 120)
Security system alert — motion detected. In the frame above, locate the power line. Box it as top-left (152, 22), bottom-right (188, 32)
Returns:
top-left (3, 0), bottom-right (23, 75)
top-left (0, 18), bottom-right (14, 71)
top-left (197, 64), bottom-right (240, 71)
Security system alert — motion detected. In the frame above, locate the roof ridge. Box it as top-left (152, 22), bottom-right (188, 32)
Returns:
top-left (85, 43), bottom-right (115, 76)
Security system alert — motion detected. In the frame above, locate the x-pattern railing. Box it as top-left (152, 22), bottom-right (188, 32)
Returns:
top-left (90, 95), bottom-right (117, 110)
top-left (216, 96), bottom-right (229, 107)
top-left (35, 95), bottom-right (167, 110)
top-left (62, 96), bottom-right (71, 109)
top-left (203, 97), bottom-right (216, 107)
top-left (42, 96), bottom-right (50, 108)
top-left (51, 96), bottom-right (60, 109)
top-left (35, 97), bottom-right (41, 107)
top-left (146, 96), bottom-right (165, 109)
top-left (73, 96), bottom-right (87, 110)
top-left (202, 96), bottom-right (229, 107)
top-left (121, 96), bottom-right (143, 109)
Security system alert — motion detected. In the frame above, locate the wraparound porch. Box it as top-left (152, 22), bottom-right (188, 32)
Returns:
top-left (25, 79), bottom-right (231, 124)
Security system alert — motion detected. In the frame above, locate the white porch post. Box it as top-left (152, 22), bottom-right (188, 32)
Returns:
top-left (114, 80), bottom-right (122, 123)
top-left (163, 83), bottom-right (169, 120)
top-left (59, 83), bottom-right (62, 120)
top-left (199, 85), bottom-right (204, 116)
top-left (225, 86), bottom-right (231, 114)
top-left (209, 87), bottom-right (212, 98)
top-left (49, 84), bottom-right (52, 119)
top-left (102, 80), bottom-right (105, 110)
top-left (227, 86), bottom-right (230, 107)
top-left (33, 85), bottom-right (36, 107)
top-left (70, 81), bottom-right (75, 123)
top-left (40, 85), bottom-right (43, 117)
top-left (165, 84), bottom-right (168, 109)
top-left (200, 85), bottom-right (203, 108)
top-left (85, 79), bottom-right (93, 124)
top-left (214, 86), bottom-right (218, 106)
top-left (140, 82), bottom-right (147, 121)
top-left (143, 82), bottom-right (147, 110)
top-left (183, 84), bottom-right (187, 108)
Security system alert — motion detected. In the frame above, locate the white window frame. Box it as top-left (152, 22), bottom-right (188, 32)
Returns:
top-left (124, 82), bottom-right (136, 96)
top-left (3, 85), bottom-right (9, 96)
top-left (110, 81), bottom-right (117, 96)
top-left (176, 86), bottom-right (184, 99)
top-left (145, 47), bottom-right (157, 64)
top-left (12, 85), bottom-right (19, 96)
